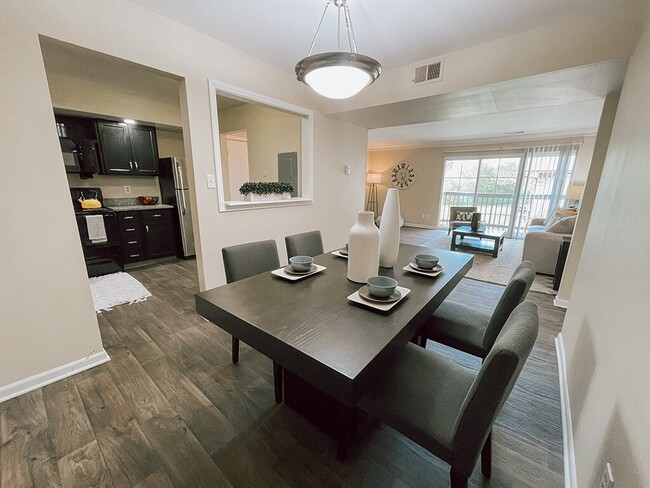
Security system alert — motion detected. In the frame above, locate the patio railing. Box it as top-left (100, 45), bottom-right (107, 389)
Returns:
top-left (440, 192), bottom-right (553, 236)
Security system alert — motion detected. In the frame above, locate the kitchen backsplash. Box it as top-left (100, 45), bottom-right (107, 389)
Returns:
top-left (67, 174), bottom-right (160, 199)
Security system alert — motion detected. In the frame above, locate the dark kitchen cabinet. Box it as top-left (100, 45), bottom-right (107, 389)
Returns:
top-left (142, 210), bottom-right (175, 259)
top-left (116, 209), bottom-right (175, 264)
top-left (97, 121), bottom-right (159, 176)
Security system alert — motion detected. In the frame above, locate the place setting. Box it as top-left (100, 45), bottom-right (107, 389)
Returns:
top-left (331, 242), bottom-right (348, 259)
top-left (402, 253), bottom-right (446, 277)
top-left (348, 275), bottom-right (410, 312)
top-left (271, 255), bottom-right (327, 281)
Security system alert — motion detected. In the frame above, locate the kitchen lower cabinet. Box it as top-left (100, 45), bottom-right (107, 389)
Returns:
top-left (116, 209), bottom-right (176, 264)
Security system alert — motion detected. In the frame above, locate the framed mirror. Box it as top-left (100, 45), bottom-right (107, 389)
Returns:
top-left (209, 80), bottom-right (313, 211)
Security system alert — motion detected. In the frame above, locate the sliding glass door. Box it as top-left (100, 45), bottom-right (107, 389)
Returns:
top-left (440, 144), bottom-right (579, 238)
top-left (440, 156), bottom-right (523, 234)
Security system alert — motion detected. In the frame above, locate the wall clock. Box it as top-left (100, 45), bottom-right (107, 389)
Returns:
top-left (390, 162), bottom-right (416, 189)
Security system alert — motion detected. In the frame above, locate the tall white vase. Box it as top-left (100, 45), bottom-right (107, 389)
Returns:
top-left (379, 188), bottom-right (401, 268)
top-left (347, 211), bottom-right (380, 283)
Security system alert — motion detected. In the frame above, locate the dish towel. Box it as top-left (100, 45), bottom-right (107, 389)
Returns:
top-left (85, 215), bottom-right (107, 243)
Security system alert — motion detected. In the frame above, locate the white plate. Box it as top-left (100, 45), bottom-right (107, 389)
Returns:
top-left (348, 286), bottom-right (410, 311)
top-left (331, 250), bottom-right (348, 259)
top-left (403, 263), bottom-right (445, 277)
top-left (271, 264), bottom-right (326, 281)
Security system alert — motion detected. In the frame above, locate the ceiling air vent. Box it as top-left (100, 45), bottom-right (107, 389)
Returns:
top-left (412, 58), bottom-right (443, 86)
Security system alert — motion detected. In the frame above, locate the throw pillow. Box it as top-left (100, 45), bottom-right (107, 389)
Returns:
top-left (544, 207), bottom-right (577, 227)
top-left (546, 215), bottom-right (577, 234)
top-left (456, 211), bottom-right (473, 221)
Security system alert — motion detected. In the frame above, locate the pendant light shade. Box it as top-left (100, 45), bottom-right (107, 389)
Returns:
top-left (296, 0), bottom-right (381, 99)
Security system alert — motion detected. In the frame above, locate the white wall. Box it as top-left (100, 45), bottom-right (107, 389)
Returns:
top-left (0, 0), bottom-right (367, 392)
top-left (561, 16), bottom-right (650, 488)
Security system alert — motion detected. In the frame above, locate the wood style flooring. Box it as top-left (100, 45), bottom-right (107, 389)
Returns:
top-left (0, 241), bottom-right (565, 487)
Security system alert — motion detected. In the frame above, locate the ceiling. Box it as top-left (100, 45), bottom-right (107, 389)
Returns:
top-left (360, 60), bottom-right (627, 149)
top-left (128, 0), bottom-right (641, 72)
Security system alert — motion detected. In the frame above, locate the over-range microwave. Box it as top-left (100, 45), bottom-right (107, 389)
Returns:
top-left (60, 137), bottom-right (81, 173)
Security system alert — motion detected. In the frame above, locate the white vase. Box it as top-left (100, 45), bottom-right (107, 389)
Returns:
top-left (379, 188), bottom-right (401, 268)
top-left (347, 211), bottom-right (380, 283)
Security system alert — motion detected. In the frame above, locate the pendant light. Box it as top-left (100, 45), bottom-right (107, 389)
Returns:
top-left (295, 0), bottom-right (381, 99)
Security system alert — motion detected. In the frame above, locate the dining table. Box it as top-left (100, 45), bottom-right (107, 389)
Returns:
top-left (195, 243), bottom-right (473, 460)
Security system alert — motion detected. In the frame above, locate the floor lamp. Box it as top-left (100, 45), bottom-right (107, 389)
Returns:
top-left (366, 173), bottom-right (381, 217)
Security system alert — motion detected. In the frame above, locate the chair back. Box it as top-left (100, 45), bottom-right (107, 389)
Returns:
top-left (285, 230), bottom-right (324, 259)
top-left (483, 260), bottom-right (535, 352)
top-left (449, 206), bottom-right (477, 221)
top-left (222, 239), bottom-right (280, 283)
top-left (451, 301), bottom-right (539, 477)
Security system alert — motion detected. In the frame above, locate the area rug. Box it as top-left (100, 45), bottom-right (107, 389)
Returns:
top-left (400, 227), bottom-right (556, 295)
top-left (89, 272), bottom-right (152, 313)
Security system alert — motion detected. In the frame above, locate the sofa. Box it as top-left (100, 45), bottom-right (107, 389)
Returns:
top-left (522, 214), bottom-right (576, 275)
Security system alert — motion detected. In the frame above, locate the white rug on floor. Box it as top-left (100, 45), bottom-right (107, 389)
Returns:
top-left (89, 272), bottom-right (151, 313)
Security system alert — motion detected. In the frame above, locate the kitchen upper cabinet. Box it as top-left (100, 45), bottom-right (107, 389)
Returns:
top-left (97, 122), bottom-right (132, 174)
top-left (97, 121), bottom-right (159, 176)
top-left (130, 126), bottom-right (158, 175)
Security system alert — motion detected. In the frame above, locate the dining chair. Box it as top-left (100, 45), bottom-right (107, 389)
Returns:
top-left (285, 230), bottom-right (324, 259)
top-left (418, 260), bottom-right (536, 358)
top-left (222, 239), bottom-right (280, 363)
top-left (359, 301), bottom-right (539, 488)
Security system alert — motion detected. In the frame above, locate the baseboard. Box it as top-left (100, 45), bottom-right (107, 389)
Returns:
top-left (403, 223), bottom-right (443, 230)
top-left (556, 333), bottom-right (577, 488)
top-left (0, 350), bottom-right (110, 404)
top-left (554, 297), bottom-right (570, 309)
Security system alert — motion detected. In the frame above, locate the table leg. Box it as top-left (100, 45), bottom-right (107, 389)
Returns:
top-left (493, 238), bottom-right (499, 258)
top-left (273, 362), bottom-right (283, 404)
top-left (451, 234), bottom-right (456, 251)
top-left (336, 405), bottom-right (355, 462)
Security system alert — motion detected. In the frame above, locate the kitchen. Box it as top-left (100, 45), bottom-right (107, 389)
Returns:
top-left (43, 37), bottom-right (197, 301)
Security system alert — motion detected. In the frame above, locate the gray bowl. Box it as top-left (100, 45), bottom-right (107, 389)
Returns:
top-left (415, 254), bottom-right (439, 269)
top-left (366, 276), bottom-right (398, 298)
top-left (289, 255), bottom-right (314, 272)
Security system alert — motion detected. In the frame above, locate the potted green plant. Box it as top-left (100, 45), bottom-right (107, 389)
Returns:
top-left (239, 182), bottom-right (294, 201)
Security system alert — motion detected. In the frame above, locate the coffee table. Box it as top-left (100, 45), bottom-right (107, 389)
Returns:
top-left (451, 225), bottom-right (506, 258)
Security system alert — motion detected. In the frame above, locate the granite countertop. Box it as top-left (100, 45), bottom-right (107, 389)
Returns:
top-left (109, 204), bottom-right (174, 212)
top-left (104, 197), bottom-right (174, 212)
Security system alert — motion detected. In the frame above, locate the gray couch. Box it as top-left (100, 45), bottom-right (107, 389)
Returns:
top-left (522, 217), bottom-right (573, 275)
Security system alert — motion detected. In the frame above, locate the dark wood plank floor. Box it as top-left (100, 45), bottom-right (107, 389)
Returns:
top-left (0, 249), bottom-right (564, 487)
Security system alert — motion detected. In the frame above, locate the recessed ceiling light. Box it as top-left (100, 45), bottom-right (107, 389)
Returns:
top-left (123, 119), bottom-right (136, 125)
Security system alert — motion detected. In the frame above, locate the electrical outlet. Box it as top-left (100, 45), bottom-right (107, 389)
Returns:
top-left (421, 214), bottom-right (429, 220)
top-left (344, 165), bottom-right (351, 175)
top-left (599, 463), bottom-right (614, 488)
top-left (123, 186), bottom-right (131, 194)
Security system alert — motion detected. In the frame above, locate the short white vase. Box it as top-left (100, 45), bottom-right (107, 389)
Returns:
top-left (347, 211), bottom-right (380, 283)
top-left (379, 188), bottom-right (401, 268)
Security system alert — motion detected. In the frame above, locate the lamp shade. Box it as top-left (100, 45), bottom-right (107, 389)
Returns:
top-left (566, 185), bottom-right (583, 200)
top-left (366, 173), bottom-right (381, 184)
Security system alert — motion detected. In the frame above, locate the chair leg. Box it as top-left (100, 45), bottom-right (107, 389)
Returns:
top-left (231, 336), bottom-right (239, 364)
top-left (481, 431), bottom-right (492, 478)
top-left (450, 468), bottom-right (468, 488)
top-left (273, 362), bottom-right (283, 404)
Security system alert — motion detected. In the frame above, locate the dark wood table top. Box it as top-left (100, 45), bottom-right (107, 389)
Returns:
top-left (196, 243), bottom-right (473, 406)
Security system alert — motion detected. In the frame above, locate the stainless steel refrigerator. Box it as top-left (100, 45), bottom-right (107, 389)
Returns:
top-left (158, 157), bottom-right (196, 257)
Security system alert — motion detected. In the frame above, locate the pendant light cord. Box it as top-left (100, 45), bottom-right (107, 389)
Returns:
top-left (307, 0), bottom-right (358, 56)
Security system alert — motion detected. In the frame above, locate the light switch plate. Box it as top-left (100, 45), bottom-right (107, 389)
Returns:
top-left (206, 174), bottom-right (216, 189)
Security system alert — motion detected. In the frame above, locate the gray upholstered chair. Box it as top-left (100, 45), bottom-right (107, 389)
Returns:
top-left (418, 261), bottom-right (536, 358)
top-left (222, 239), bottom-right (280, 363)
top-left (448, 206), bottom-right (477, 235)
top-left (359, 302), bottom-right (539, 488)
top-left (285, 230), bottom-right (324, 259)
